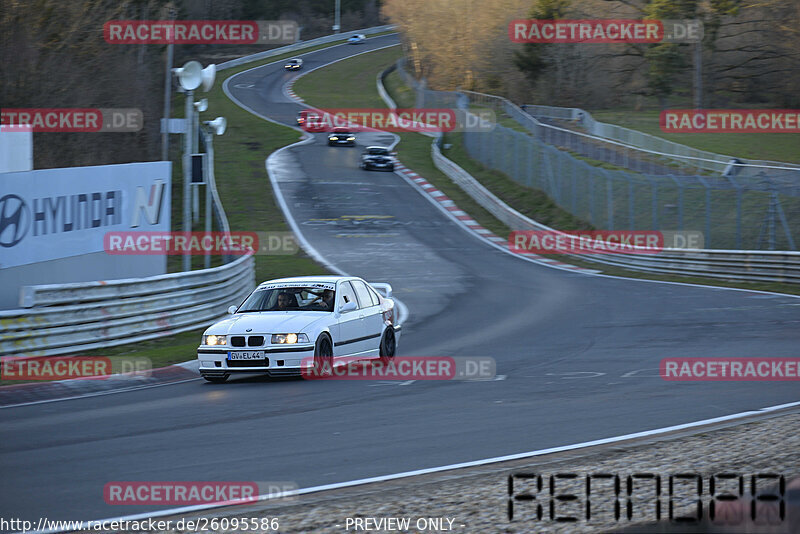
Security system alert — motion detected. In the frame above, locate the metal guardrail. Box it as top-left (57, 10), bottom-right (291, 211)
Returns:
top-left (0, 254), bottom-right (256, 357)
top-left (217, 25), bottom-right (396, 71)
top-left (378, 62), bottom-right (800, 284)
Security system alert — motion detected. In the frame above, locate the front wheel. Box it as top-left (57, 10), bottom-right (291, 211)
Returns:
top-left (379, 328), bottom-right (396, 361)
top-left (313, 334), bottom-right (334, 376)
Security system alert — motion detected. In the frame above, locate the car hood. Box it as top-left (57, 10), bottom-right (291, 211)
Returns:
top-left (205, 312), bottom-right (327, 335)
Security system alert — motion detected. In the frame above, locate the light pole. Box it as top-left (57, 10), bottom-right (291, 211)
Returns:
top-left (172, 61), bottom-right (216, 271)
top-left (201, 117), bottom-right (227, 268)
top-left (192, 98), bottom-right (208, 223)
top-left (333, 0), bottom-right (341, 33)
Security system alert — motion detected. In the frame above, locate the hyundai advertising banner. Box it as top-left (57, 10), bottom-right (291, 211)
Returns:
top-left (0, 162), bottom-right (171, 269)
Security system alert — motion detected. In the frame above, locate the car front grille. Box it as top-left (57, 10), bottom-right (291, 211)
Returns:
top-left (230, 335), bottom-right (264, 347)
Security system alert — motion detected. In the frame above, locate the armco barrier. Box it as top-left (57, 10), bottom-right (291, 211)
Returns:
top-left (0, 253), bottom-right (255, 358)
top-left (377, 63), bottom-right (800, 284)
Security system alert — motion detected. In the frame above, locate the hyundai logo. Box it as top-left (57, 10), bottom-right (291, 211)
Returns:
top-left (0, 194), bottom-right (30, 247)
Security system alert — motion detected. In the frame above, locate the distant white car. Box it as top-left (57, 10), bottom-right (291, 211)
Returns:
top-left (347, 34), bottom-right (366, 44)
top-left (284, 58), bottom-right (303, 70)
top-left (198, 276), bottom-right (400, 382)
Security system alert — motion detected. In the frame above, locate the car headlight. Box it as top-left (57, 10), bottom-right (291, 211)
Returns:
top-left (203, 335), bottom-right (227, 346)
top-left (330, 136), bottom-right (338, 140)
top-left (347, 136), bottom-right (355, 140)
top-left (271, 333), bottom-right (309, 344)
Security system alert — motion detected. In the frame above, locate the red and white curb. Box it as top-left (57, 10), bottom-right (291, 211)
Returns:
top-left (393, 162), bottom-right (598, 274)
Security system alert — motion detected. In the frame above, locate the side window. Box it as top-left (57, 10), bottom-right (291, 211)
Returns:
top-left (337, 281), bottom-right (358, 308)
top-left (366, 286), bottom-right (380, 306)
top-left (351, 280), bottom-right (377, 309)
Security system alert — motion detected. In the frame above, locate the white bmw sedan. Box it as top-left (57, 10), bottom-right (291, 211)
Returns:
top-left (197, 276), bottom-right (400, 382)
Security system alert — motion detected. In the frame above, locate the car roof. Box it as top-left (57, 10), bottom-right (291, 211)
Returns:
top-left (365, 145), bottom-right (389, 150)
top-left (257, 276), bottom-right (356, 286)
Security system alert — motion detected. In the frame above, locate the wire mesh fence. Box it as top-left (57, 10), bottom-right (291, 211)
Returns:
top-left (394, 59), bottom-right (799, 250)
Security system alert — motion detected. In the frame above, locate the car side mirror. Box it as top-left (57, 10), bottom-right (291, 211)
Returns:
top-left (228, 305), bottom-right (237, 314)
top-left (339, 301), bottom-right (357, 313)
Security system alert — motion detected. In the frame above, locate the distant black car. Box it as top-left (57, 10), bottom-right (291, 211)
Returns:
top-left (328, 127), bottom-right (355, 146)
top-left (284, 58), bottom-right (303, 70)
top-left (360, 146), bottom-right (395, 171)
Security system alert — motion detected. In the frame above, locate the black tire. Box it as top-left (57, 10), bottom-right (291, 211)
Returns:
top-left (203, 375), bottom-right (228, 383)
top-left (387, 165), bottom-right (395, 172)
top-left (379, 328), bottom-right (396, 360)
top-left (314, 334), bottom-right (334, 376)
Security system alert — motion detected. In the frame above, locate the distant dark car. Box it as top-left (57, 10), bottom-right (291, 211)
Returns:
top-left (360, 146), bottom-right (395, 171)
top-left (328, 127), bottom-right (355, 146)
top-left (284, 58), bottom-right (303, 70)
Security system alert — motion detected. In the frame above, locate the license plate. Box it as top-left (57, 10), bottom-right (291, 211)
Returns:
top-left (228, 351), bottom-right (265, 360)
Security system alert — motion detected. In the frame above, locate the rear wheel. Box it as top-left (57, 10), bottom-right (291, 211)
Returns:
top-left (379, 328), bottom-right (396, 360)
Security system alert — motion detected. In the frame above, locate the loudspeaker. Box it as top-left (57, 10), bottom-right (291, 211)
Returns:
top-left (205, 117), bottom-right (227, 136)
top-left (173, 61), bottom-right (203, 91)
top-left (201, 64), bottom-right (216, 92)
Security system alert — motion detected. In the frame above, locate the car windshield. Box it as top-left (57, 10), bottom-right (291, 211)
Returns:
top-left (366, 148), bottom-right (389, 155)
top-left (237, 284), bottom-right (336, 312)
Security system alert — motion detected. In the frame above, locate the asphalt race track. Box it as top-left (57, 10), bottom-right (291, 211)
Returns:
top-left (1, 33), bottom-right (799, 525)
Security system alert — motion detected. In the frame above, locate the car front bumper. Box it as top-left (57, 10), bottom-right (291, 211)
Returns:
top-left (197, 345), bottom-right (314, 377)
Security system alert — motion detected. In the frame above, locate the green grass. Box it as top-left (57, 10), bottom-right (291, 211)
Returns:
top-left (589, 110), bottom-right (800, 164)
top-left (382, 69), bottom-right (415, 108)
top-left (293, 45), bottom-right (401, 108)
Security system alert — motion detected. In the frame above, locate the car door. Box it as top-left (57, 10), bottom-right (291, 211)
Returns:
top-left (334, 280), bottom-right (364, 357)
top-left (350, 280), bottom-right (384, 357)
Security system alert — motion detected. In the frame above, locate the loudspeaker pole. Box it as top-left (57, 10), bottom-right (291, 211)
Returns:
top-left (183, 89), bottom-right (194, 272)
